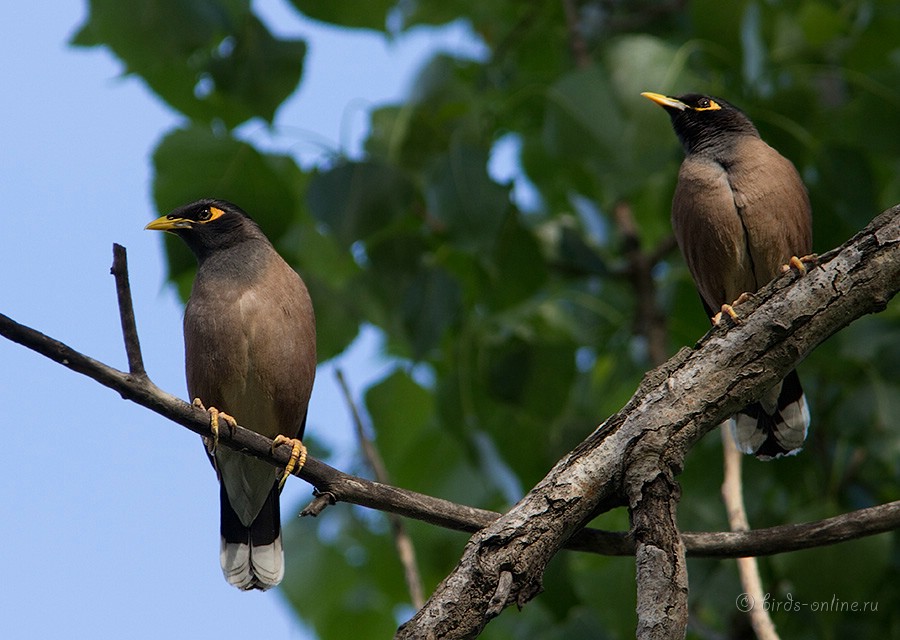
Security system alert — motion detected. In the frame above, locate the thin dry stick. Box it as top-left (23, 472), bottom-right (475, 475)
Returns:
top-left (110, 243), bottom-right (146, 378)
top-left (335, 368), bottom-right (425, 609)
top-left (721, 426), bottom-right (779, 640)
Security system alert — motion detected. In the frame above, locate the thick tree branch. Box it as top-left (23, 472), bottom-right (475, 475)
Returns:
top-left (629, 472), bottom-right (688, 639)
top-left (0, 304), bottom-right (889, 557)
top-left (396, 206), bottom-right (900, 639)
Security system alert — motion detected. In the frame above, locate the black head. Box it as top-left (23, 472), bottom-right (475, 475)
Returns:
top-left (641, 92), bottom-right (759, 155)
top-left (145, 199), bottom-right (266, 260)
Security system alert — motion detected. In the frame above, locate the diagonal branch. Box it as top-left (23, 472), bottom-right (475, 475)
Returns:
top-left (396, 206), bottom-right (900, 639)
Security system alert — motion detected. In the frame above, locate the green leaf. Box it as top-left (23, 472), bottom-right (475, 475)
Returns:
top-left (485, 213), bottom-right (548, 309)
top-left (424, 143), bottom-right (511, 251)
top-left (690, 0), bottom-right (746, 54)
top-left (281, 510), bottom-right (407, 640)
top-left (305, 277), bottom-right (362, 362)
top-left (401, 267), bottom-right (462, 359)
top-left (483, 338), bottom-right (576, 422)
top-left (288, 0), bottom-right (393, 31)
top-left (543, 65), bottom-right (622, 163)
top-left (73, 0), bottom-right (304, 126)
top-left (307, 161), bottom-right (417, 247)
top-left (365, 55), bottom-right (484, 169)
top-left (797, 2), bottom-right (847, 48)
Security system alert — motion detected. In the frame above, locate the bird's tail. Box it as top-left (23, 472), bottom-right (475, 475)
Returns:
top-left (219, 483), bottom-right (284, 590)
top-left (730, 369), bottom-right (810, 460)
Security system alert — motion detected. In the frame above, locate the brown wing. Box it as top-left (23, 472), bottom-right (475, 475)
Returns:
top-left (672, 155), bottom-right (757, 311)
top-left (672, 140), bottom-right (812, 311)
top-left (729, 136), bottom-right (813, 284)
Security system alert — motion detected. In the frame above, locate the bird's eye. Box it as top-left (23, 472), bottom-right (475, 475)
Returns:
top-left (198, 209), bottom-right (212, 222)
top-left (698, 98), bottom-right (710, 108)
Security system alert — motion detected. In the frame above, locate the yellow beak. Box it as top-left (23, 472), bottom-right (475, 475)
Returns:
top-left (145, 215), bottom-right (190, 231)
top-left (640, 92), bottom-right (687, 111)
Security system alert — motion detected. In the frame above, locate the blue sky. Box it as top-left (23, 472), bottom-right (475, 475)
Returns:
top-left (0, 3), bottom-right (483, 637)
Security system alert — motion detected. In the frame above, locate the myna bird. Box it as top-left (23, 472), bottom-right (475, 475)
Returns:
top-left (641, 92), bottom-right (812, 459)
top-left (146, 199), bottom-right (316, 589)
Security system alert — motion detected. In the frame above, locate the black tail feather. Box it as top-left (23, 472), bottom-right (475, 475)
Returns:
top-left (732, 370), bottom-right (810, 460)
top-left (219, 482), bottom-right (283, 590)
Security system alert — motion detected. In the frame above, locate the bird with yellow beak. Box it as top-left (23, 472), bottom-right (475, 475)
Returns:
top-left (146, 199), bottom-right (316, 589)
top-left (642, 92), bottom-right (812, 459)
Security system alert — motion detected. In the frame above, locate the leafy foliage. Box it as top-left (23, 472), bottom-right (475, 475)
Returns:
top-left (75, 0), bottom-right (900, 637)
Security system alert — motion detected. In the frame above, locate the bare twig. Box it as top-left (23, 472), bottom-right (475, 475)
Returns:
top-left (301, 490), bottom-right (336, 517)
top-left (110, 244), bottom-right (146, 377)
top-left (681, 500), bottom-right (900, 557)
top-left (721, 427), bottom-right (779, 640)
top-left (335, 368), bottom-right (425, 610)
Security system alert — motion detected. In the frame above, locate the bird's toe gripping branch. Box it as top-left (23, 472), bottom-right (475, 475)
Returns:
top-left (193, 398), bottom-right (238, 455)
top-left (272, 435), bottom-right (308, 489)
top-left (781, 254), bottom-right (819, 275)
top-left (712, 292), bottom-right (752, 326)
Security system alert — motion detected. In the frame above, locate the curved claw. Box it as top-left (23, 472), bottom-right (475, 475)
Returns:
top-left (711, 292), bottom-right (752, 326)
top-left (193, 398), bottom-right (237, 455)
top-left (712, 302), bottom-right (742, 326)
top-left (272, 435), bottom-right (308, 489)
top-left (781, 254), bottom-right (818, 275)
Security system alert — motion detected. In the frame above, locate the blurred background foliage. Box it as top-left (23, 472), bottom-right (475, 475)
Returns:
top-left (75, 0), bottom-right (899, 637)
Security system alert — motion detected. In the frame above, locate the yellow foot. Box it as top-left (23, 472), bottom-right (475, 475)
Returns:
top-left (712, 300), bottom-right (746, 326)
top-left (731, 292), bottom-right (752, 307)
top-left (272, 435), bottom-right (308, 489)
top-left (193, 398), bottom-right (237, 455)
top-left (780, 253), bottom-right (818, 275)
top-left (711, 292), bottom-right (753, 325)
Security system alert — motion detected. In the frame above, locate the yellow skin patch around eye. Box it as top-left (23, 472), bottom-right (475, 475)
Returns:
top-left (144, 205), bottom-right (227, 231)
top-left (693, 99), bottom-right (722, 112)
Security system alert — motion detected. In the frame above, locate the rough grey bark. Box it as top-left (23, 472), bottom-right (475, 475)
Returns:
top-left (395, 206), bottom-right (900, 640)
